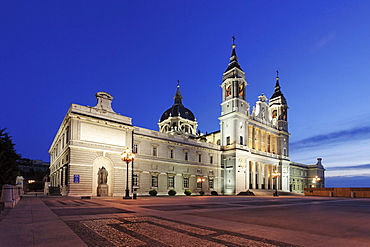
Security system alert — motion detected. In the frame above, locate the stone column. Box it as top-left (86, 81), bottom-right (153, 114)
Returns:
top-left (246, 161), bottom-right (250, 190)
top-left (251, 161), bottom-right (256, 189)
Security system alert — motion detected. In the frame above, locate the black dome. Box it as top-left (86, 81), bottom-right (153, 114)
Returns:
top-left (160, 104), bottom-right (195, 122)
top-left (160, 84), bottom-right (196, 122)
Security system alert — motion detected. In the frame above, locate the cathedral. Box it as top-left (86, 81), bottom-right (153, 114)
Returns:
top-left (49, 44), bottom-right (325, 197)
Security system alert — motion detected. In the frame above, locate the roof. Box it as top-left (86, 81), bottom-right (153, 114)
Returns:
top-left (160, 84), bottom-right (195, 122)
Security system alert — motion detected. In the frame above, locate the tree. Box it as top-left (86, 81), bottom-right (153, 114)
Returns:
top-left (0, 128), bottom-right (21, 186)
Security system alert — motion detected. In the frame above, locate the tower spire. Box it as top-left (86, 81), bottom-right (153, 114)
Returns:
top-left (275, 70), bottom-right (281, 89)
top-left (270, 70), bottom-right (286, 104)
top-left (174, 80), bottom-right (183, 105)
top-left (225, 36), bottom-right (243, 72)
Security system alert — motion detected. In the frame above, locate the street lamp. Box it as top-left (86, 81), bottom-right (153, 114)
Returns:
top-left (312, 175), bottom-right (321, 188)
top-left (272, 170), bottom-right (280, 197)
top-left (197, 177), bottom-right (206, 194)
top-left (121, 148), bottom-right (135, 199)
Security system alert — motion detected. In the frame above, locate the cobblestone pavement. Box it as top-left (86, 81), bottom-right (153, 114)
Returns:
top-left (65, 216), bottom-right (293, 247)
top-left (39, 196), bottom-right (370, 247)
top-left (41, 197), bottom-right (294, 246)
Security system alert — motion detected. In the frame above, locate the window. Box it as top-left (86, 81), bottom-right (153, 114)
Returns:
top-left (183, 177), bottom-right (189, 188)
top-left (197, 169), bottom-right (201, 173)
top-left (168, 176), bottom-right (174, 188)
top-left (226, 136), bottom-right (230, 145)
top-left (209, 179), bottom-right (214, 189)
top-left (133, 174), bottom-right (138, 187)
top-left (133, 144), bottom-right (138, 153)
top-left (170, 149), bottom-right (174, 159)
top-left (240, 136), bottom-right (243, 145)
top-left (185, 152), bottom-right (188, 161)
top-left (151, 175), bottom-right (158, 187)
top-left (65, 126), bottom-right (69, 143)
top-left (210, 156), bottom-right (213, 164)
top-left (197, 181), bottom-right (202, 188)
top-left (152, 146), bottom-right (157, 156)
top-left (198, 154), bottom-right (202, 162)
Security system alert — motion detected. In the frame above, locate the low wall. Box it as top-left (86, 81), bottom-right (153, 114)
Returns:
top-left (1, 184), bottom-right (22, 208)
top-left (304, 188), bottom-right (370, 198)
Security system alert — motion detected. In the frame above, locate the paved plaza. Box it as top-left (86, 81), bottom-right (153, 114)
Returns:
top-left (1, 195), bottom-right (370, 246)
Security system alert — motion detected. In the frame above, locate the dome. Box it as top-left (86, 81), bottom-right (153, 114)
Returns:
top-left (160, 104), bottom-right (195, 122)
top-left (160, 83), bottom-right (196, 122)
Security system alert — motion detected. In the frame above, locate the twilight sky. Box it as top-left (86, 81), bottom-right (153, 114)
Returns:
top-left (1, 1), bottom-right (370, 187)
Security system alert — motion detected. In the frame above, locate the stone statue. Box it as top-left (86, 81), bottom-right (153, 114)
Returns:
top-left (98, 167), bottom-right (108, 185)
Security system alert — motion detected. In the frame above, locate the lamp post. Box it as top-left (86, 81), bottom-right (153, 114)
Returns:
top-left (312, 175), bottom-right (321, 188)
top-left (197, 177), bottom-right (205, 195)
top-left (121, 148), bottom-right (135, 199)
top-left (272, 170), bottom-right (280, 197)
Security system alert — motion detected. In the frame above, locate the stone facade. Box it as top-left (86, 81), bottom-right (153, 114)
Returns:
top-left (49, 45), bottom-right (325, 196)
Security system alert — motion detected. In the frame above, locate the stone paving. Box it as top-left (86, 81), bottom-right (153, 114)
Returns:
top-left (64, 216), bottom-right (292, 247)
top-left (2, 195), bottom-right (370, 246)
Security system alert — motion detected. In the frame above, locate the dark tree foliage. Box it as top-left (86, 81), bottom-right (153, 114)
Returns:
top-left (0, 128), bottom-right (21, 186)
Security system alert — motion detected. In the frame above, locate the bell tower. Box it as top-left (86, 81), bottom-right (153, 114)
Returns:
top-left (219, 39), bottom-right (250, 146)
top-left (219, 38), bottom-right (250, 195)
top-left (269, 71), bottom-right (288, 132)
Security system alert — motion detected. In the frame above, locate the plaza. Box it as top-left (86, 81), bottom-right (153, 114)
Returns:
top-left (1, 195), bottom-right (370, 246)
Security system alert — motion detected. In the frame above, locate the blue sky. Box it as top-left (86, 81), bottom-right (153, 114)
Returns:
top-left (1, 1), bottom-right (370, 187)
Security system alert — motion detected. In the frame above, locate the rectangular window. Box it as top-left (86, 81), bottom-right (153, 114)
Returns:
top-left (209, 179), bottom-right (214, 189)
top-left (210, 156), bottom-right (213, 164)
top-left (168, 176), bottom-right (174, 187)
top-left (133, 144), bottom-right (138, 153)
top-left (197, 181), bottom-right (202, 189)
top-left (198, 154), bottom-right (202, 162)
top-left (133, 174), bottom-right (138, 187)
top-left (226, 136), bottom-right (230, 145)
top-left (152, 147), bottom-right (157, 156)
top-left (151, 175), bottom-right (158, 187)
top-left (185, 152), bottom-right (188, 161)
top-left (65, 126), bottom-right (70, 143)
top-left (170, 149), bottom-right (174, 159)
top-left (240, 136), bottom-right (243, 145)
top-left (183, 177), bottom-right (189, 188)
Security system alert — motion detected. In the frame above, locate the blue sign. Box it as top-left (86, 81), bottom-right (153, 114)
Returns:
top-left (74, 175), bottom-right (80, 183)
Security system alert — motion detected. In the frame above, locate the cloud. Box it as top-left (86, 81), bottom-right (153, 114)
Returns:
top-left (290, 125), bottom-right (370, 150)
top-left (327, 163), bottom-right (370, 171)
top-left (313, 31), bottom-right (336, 50)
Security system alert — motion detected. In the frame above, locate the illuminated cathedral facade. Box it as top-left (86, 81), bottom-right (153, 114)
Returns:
top-left (49, 44), bottom-right (325, 197)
